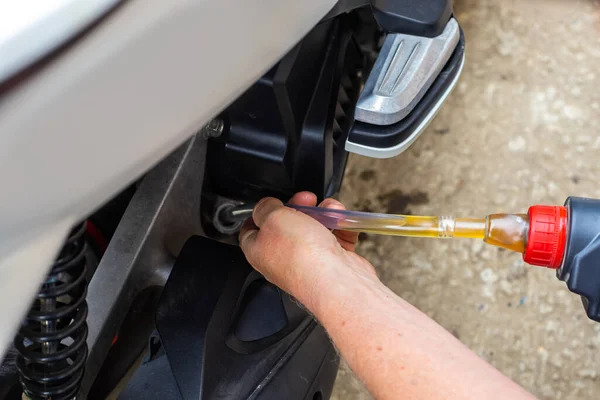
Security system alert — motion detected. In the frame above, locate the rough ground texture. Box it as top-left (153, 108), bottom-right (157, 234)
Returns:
top-left (331, 0), bottom-right (600, 399)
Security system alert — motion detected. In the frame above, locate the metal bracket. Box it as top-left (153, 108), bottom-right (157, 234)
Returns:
top-left (346, 26), bottom-right (465, 159)
top-left (355, 18), bottom-right (460, 126)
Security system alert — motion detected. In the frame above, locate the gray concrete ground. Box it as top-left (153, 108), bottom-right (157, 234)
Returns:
top-left (332, 0), bottom-right (600, 398)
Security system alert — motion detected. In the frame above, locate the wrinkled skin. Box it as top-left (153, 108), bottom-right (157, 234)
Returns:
top-left (239, 191), bottom-right (376, 310)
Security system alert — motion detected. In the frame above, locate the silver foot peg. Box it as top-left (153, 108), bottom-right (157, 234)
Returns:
top-left (346, 18), bottom-right (464, 158)
top-left (356, 18), bottom-right (460, 126)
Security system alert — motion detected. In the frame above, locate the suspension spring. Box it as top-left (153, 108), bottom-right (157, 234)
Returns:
top-left (14, 223), bottom-right (89, 400)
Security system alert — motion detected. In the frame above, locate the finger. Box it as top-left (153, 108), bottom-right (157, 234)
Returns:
top-left (288, 191), bottom-right (318, 207)
top-left (319, 198), bottom-right (360, 251)
top-left (252, 197), bottom-right (284, 228)
top-left (239, 218), bottom-right (259, 258)
top-left (318, 198), bottom-right (345, 210)
top-left (239, 217), bottom-right (257, 239)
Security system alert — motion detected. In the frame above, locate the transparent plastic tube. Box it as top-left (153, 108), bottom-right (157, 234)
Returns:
top-left (289, 205), bottom-right (529, 253)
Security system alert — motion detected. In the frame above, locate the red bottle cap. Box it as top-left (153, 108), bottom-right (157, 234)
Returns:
top-left (523, 205), bottom-right (568, 269)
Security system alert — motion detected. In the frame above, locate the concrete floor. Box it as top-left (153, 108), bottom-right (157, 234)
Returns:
top-left (332, 0), bottom-right (600, 398)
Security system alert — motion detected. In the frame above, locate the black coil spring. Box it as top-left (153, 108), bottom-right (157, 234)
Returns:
top-left (14, 223), bottom-right (89, 400)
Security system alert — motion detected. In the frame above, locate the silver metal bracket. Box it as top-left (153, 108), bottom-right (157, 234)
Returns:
top-left (345, 53), bottom-right (465, 159)
top-left (355, 18), bottom-right (460, 126)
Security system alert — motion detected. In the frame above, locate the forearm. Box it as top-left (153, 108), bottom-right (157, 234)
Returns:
top-left (239, 195), bottom-right (534, 399)
top-left (301, 265), bottom-right (534, 400)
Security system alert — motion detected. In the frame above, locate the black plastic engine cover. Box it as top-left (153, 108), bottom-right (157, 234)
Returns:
top-left (154, 236), bottom-right (339, 400)
top-left (206, 14), bottom-right (368, 202)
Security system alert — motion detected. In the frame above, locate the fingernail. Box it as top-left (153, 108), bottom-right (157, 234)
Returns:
top-left (254, 197), bottom-right (269, 214)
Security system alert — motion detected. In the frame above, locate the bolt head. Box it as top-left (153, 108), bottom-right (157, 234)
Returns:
top-left (202, 119), bottom-right (224, 138)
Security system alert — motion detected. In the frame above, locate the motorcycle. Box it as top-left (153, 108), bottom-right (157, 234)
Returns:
top-left (0, 0), bottom-right (464, 398)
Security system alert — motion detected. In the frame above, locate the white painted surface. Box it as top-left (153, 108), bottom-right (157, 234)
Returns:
top-left (0, 0), bottom-right (120, 81)
top-left (0, 0), bottom-right (336, 359)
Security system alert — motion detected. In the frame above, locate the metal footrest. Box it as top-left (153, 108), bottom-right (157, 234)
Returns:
top-left (355, 18), bottom-right (460, 126)
top-left (346, 19), bottom-right (465, 159)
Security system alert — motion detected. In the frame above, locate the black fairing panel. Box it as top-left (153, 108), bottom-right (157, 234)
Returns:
top-left (154, 236), bottom-right (339, 400)
top-left (371, 0), bottom-right (453, 37)
top-left (206, 13), bottom-right (368, 202)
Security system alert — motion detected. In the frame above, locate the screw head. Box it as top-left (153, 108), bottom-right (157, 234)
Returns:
top-left (202, 119), bottom-right (224, 139)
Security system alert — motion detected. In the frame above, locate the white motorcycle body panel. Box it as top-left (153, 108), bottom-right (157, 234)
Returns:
top-left (0, 0), bottom-right (121, 82)
top-left (0, 0), bottom-right (336, 359)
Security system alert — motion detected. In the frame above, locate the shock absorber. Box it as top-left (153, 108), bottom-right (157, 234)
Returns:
top-left (14, 223), bottom-right (89, 400)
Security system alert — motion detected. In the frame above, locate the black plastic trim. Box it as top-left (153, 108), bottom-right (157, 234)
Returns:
top-left (371, 0), bottom-right (453, 37)
top-left (155, 237), bottom-right (339, 399)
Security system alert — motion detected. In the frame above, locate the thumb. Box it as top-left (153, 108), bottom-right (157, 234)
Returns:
top-left (239, 218), bottom-right (259, 259)
top-left (252, 197), bottom-right (284, 227)
top-left (239, 197), bottom-right (285, 265)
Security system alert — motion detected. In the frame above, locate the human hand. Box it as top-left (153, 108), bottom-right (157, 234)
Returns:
top-left (239, 191), bottom-right (377, 312)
